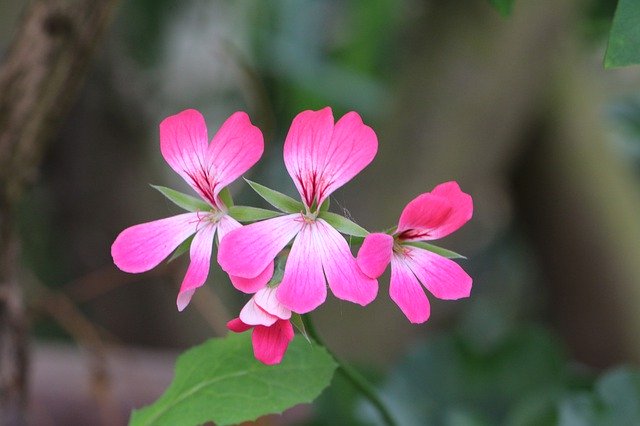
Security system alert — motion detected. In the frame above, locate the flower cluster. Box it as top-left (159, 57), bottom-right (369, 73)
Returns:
top-left (112, 107), bottom-right (473, 365)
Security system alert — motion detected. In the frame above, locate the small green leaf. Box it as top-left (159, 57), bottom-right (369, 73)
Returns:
top-left (318, 211), bottom-right (368, 237)
top-left (290, 314), bottom-right (311, 343)
top-left (167, 235), bottom-right (194, 263)
top-left (130, 333), bottom-right (337, 426)
top-left (605, 0), bottom-right (640, 68)
top-left (151, 185), bottom-right (211, 212)
top-left (218, 187), bottom-right (234, 207)
top-left (245, 179), bottom-right (303, 213)
top-left (488, 0), bottom-right (515, 17)
top-left (228, 206), bottom-right (282, 222)
top-left (404, 241), bottom-right (467, 259)
top-left (320, 197), bottom-right (330, 212)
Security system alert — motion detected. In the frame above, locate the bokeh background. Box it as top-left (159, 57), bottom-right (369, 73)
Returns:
top-left (2, 0), bottom-right (640, 424)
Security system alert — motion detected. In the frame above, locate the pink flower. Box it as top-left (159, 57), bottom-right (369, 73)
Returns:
top-left (218, 107), bottom-right (378, 313)
top-left (111, 109), bottom-right (271, 311)
top-left (227, 286), bottom-right (294, 365)
top-left (356, 182), bottom-right (473, 323)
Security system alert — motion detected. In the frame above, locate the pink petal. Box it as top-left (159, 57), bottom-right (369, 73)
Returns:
top-left (356, 233), bottom-right (393, 278)
top-left (111, 212), bottom-right (200, 273)
top-left (390, 256), bottom-right (431, 324)
top-left (207, 112), bottom-right (264, 201)
top-left (404, 246), bottom-right (472, 300)
top-left (176, 223), bottom-right (217, 311)
top-left (159, 109), bottom-right (215, 205)
top-left (316, 219), bottom-right (378, 307)
top-left (397, 181), bottom-right (472, 241)
top-left (229, 262), bottom-right (274, 294)
top-left (254, 287), bottom-right (291, 320)
top-left (227, 318), bottom-right (252, 333)
top-left (252, 320), bottom-right (295, 365)
top-left (276, 224), bottom-right (326, 314)
top-left (215, 215), bottom-right (241, 241)
top-left (283, 108), bottom-right (377, 207)
top-left (239, 297), bottom-right (278, 327)
top-left (218, 214), bottom-right (303, 279)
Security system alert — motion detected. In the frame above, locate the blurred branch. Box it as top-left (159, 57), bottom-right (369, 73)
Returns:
top-left (0, 0), bottom-right (120, 423)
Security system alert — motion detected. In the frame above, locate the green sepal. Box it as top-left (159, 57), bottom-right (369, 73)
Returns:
top-left (218, 187), bottom-right (234, 208)
top-left (245, 179), bottom-right (303, 213)
top-left (318, 211), bottom-right (368, 237)
top-left (151, 185), bottom-right (211, 212)
top-left (228, 206), bottom-right (282, 222)
top-left (319, 197), bottom-right (330, 212)
top-left (167, 235), bottom-right (195, 263)
top-left (290, 313), bottom-right (311, 344)
top-left (404, 241), bottom-right (467, 259)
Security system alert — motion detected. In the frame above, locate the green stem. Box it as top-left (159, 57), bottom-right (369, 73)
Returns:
top-left (302, 315), bottom-right (397, 426)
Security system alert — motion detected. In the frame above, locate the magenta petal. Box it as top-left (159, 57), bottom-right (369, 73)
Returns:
top-left (283, 108), bottom-right (378, 207)
top-left (252, 320), bottom-right (295, 365)
top-left (218, 214), bottom-right (303, 279)
top-left (229, 262), bottom-right (274, 294)
top-left (276, 225), bottom-right (326, 314)
top-left (227, 318), bottom-right (252, 333)
top-left (390, 256), bottom-right (431, 324)
top-left (240, 297), bottom-right (278, 327)
top-left (397, 181), bottom-right (472, 241)
top-left (207, 112), bottom-right (264, 200)
top-left (316, 220), bottom-right (378, 307)
top-left (404, 246), bottom-right (472, 300)
top-left (254, 287), bottom-right (291, 320)
top-left (112, 212), bottom-right (199, 273)
top-left (176, 223), bottom-right (217, 311)
top-left (357, 233), bottom-right (393, 278)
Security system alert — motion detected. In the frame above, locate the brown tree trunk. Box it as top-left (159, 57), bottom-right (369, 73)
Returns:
top-left (0, 1), bottom-right (119, 423)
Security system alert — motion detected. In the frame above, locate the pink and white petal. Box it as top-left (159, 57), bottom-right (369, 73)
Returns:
top-left (218, 214), bottom-right (303, 279)
top-left (318, 111), bottom-right (378, 204)
top-left (404, 246), bottom-right (472, 300)
top-left (216, 215), bottom-right (241, 242)
top-left (316, 219), bottom-right (378, 307)
top-left (283, 108), bottom-right (335, 206)
top-left (229, 262), bottom-right (274, 294)
top-left (254, 287), bottom-right (291, 320)
top-left (159, 109), bottom-right (214, 205)
top-left (112, 212), bottom-right (200, 273)
top-left (252, 320), bottom-right (295, 365)
top-left (176, 223), bottom-right (217, 311)
top-left (239, 297), bottom-right (278, 327)
top-left (397, 182), bottom-right (472, 241)
top-left (227, 318), bottom-right (252, 333)
top-left (207, 112), bottom-right (264, 197)
top-left (276, 224), bottom-right (327, 314)
top-left (357, 233), bottom-right (393, 278)
top-left (390, 256), bottom-right (431, 324)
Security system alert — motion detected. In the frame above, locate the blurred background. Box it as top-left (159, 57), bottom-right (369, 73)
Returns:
top-left (2, 0), bottom-right (640, 424)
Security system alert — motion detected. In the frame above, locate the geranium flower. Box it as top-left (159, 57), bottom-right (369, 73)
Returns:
top-left (111, 109), bottom-right (272, 311)
top-left (218, 107), bottom-right (378, 314)
top-left (227, 286), bottom-right (294, 365)
top-left (356, 182), bottom-right (473, 323)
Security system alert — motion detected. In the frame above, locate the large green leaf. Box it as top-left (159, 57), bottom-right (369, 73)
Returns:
top-left (488, 0), bottom-right (515, 17)
top-left (227, 206), bottom-right (282, 222)
top-left (130, 333), bottom-right (337, 426)
top-left (318, 211), bottom-right (368, 237)
top-left (245, 179), bottom-right (303, 213)
top-left (151, 185), bottom-right (211, 212)
top-left (605, 0), bottom-right (640, 68)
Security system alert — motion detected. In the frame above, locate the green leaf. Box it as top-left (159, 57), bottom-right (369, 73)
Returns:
top-left (404, 241), bottom-right (466, 259)
top-left (290, 314), bottom-right (311, 343)
top-left (605, 0), bottom-right (640, 68)
top-left (488, 0), bottom-right (515, 17)
top-left (130, 333), bottom-right (337, 426)
top-left (167, 235), bottom-right (194, 263)
top-left (318, 211), bottom-right (368, 237)
top-left (320, 197), bottom-right (330, 212)
top-left (227, 206), bottom-right (282, 222)
top-left (245, 179), bottom-right (303, 213)
top-left (218, 187), bottom-right (234, 207)
top-left (151, 185), bottom-right (211, 212)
